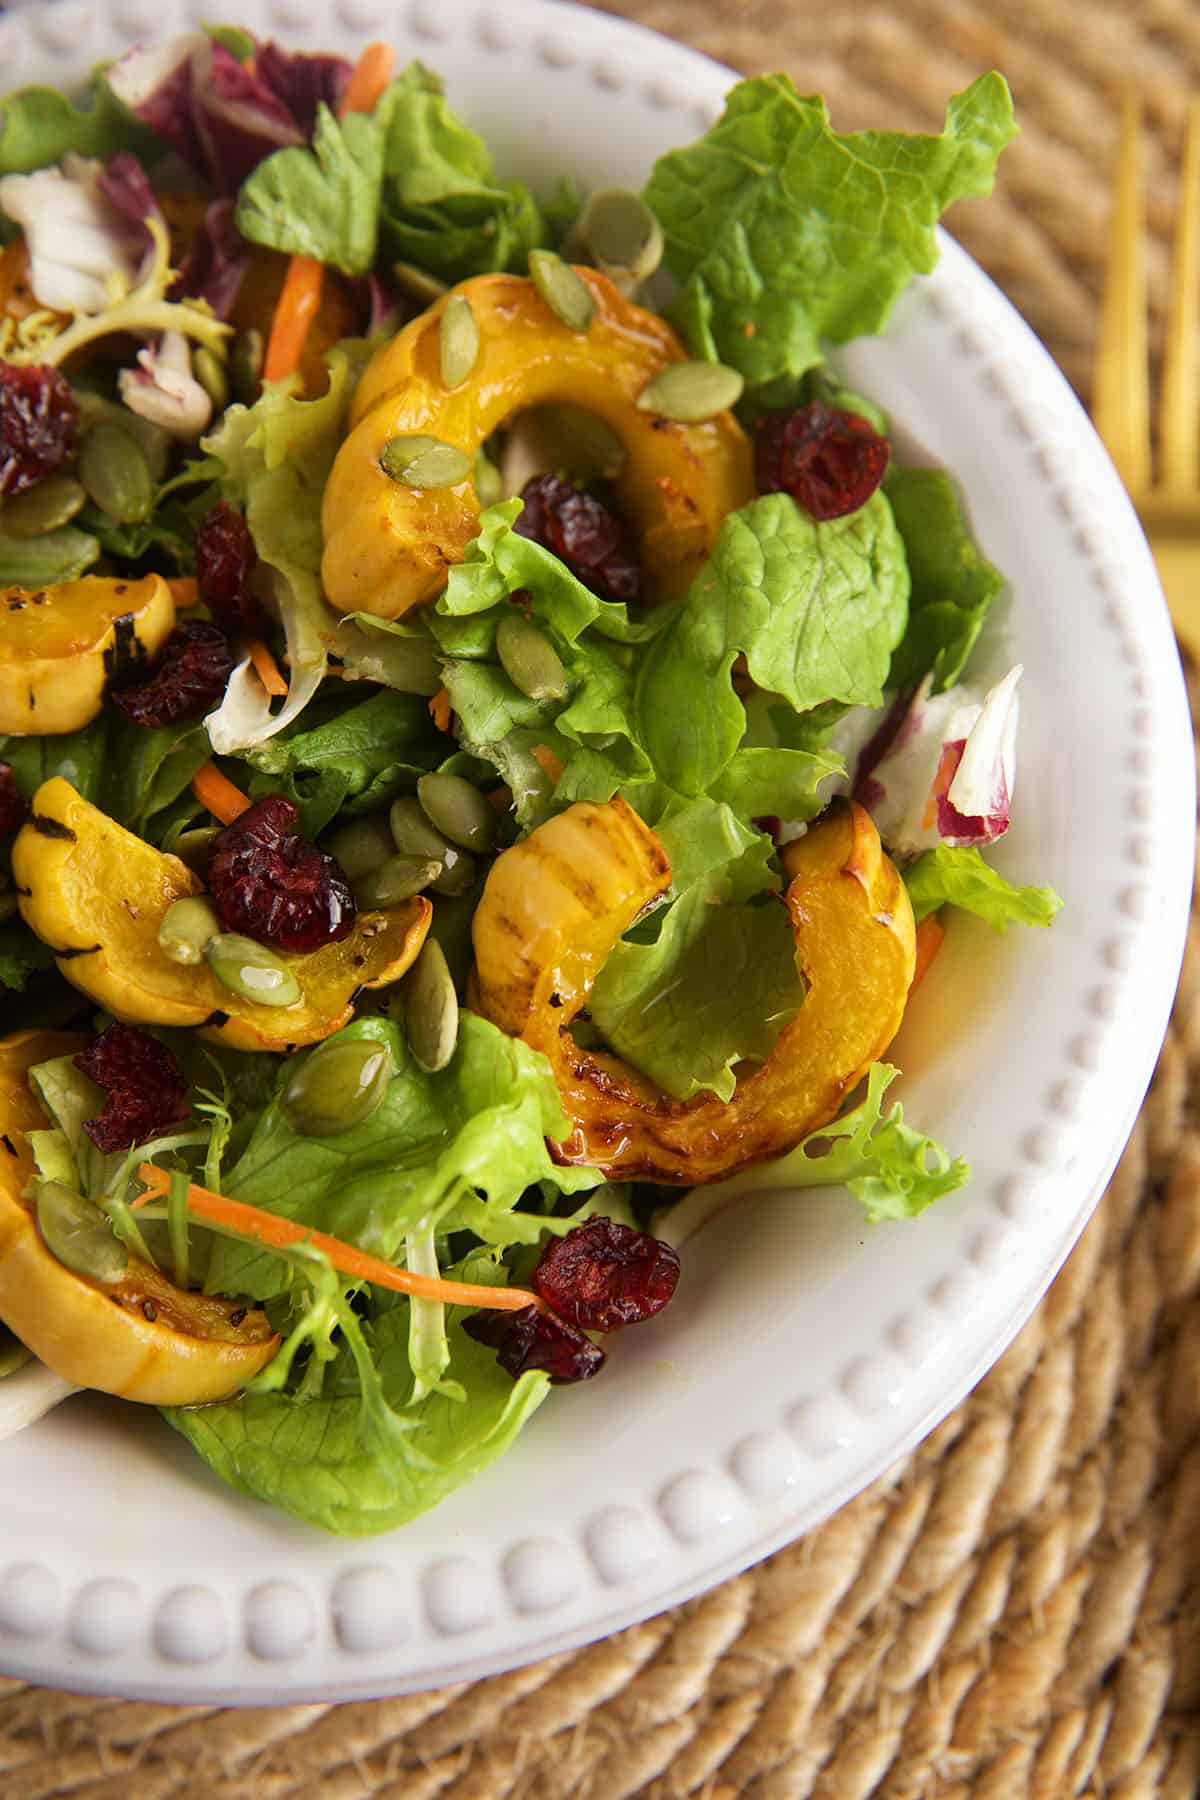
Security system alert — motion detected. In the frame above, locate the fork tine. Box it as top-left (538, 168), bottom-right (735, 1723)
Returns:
top-left (1095, 97), bottom-right (1152, 492)
top-left (1159, 95), bottom-right (1200, 491)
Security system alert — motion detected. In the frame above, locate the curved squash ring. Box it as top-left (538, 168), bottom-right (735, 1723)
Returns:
top-left (472, 799), bottom-right (916, 1185)
top-left (320, 270), bottom-right (755, 619)
top-left (0, 1030), bottom-right (279, 1404)
top-left (0, 572), bottom-right (175, 735)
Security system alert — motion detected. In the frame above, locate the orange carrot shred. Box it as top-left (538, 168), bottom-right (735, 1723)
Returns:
top-left (168, 576), bottom-right (199, 609)
top-left (191, 761), bottom-right (251, 825)
top-left (531, 744), bottom-right (564, 784)
top-left (246, 637), bottom-right (289, 698)
top-left (135, 1167), bottom-right (545, 1314)
top-left (338, 40), bottom-right (395, 115)
top-left (910, 912), bottom-right (946, 993)
top-left (429, 685), bottom-right (452, 733)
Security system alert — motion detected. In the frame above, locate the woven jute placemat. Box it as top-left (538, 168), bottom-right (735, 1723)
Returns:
top-left (2, 1), bottom-right (1199, 1794)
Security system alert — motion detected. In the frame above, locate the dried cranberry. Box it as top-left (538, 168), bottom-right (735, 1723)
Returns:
top-left (755, 402), bottom-right (889, 521)
top-left (533, 1217), bottom-right (680, 1331)
top-left (206, 794), bottom-right (355, 952)
top-left (514, 474), bottom-right (641, 605)
top-left (75, 1024), bottom-right (190, 1153)
top-left (194, 501), bottom-right (266, 639)
top-left (0, 362), bottom-right (77, 498)
top-left (463, 1304), bottom-right (606, 1384)
top-left (110, 623), bottom-right (235, 728)
top-left (0, 763), bottom-right (27, 840)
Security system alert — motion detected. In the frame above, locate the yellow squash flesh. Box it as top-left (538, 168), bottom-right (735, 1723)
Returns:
top-left (473, 799), bottom-right (916, 1184)
top-left (0, 1030), bottom-right (280, 1404)
top-left (321, 270), bottom-right (755, 619)
top-left (0, 574), bottom-right (175, 734)
top-left (12, 778), bottom-right (432, 1052)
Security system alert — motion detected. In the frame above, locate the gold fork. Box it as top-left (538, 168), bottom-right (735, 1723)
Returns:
top-left (1095, 94), bottom-right (1200, 657)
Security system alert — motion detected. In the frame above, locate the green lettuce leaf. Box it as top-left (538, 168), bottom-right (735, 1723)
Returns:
top-left (0, 74), bottom-right (157, 177)
top-left (0, 719), bottom-right (107, 805)
top-left (0, 715), bottom-right (208, 846)
top-left (235, 103), bottom-right (386, 277)
top-left (0, 527), bottom-right (100, 586)
top-left (0, 925), bottom-right (56, 992)
top-left (634, 491), bottom-right (909, 796)
top-left (644, 71), bottom-right (1016, 389)
top-left (589, 800), bottom-right (801, 1100)
top-left (886, 468), bottom-right (1005, 692)
top-left (903, 845), bottom-right (1063, 930)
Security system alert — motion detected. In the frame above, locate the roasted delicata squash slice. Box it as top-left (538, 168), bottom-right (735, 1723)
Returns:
top-left (12, 779), bottom-right (432, 1053)
top-left (321, 270), bottom-right (755, 619)
top-left (0, 1030), bottom-right (280, 1404)
top-left (0, 573), bottom-right (175, 735)
top-left (473, 798), bottom-right (916, 1184)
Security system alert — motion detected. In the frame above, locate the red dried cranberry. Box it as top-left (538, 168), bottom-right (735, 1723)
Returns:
top-left (0, 763), bottom-right (28, 840)
top-left (110, 623), bottom-right (235, 728)
top-left (462, 1304), bottom-right (606, 1384)
top-left (195, 501), bottom-right (266, 639)
top-left (0, 362), bottom-right (77, 498)
top-left (75, 1024), bottom-right (190, 1153)
top-left (206, 794), bottom-right (355, 952)
top-left (755, 402), bottom-right (889, 521)
top-left (514, 474), bottom-right (641, 605)
top-left (533, 1217), bottom-right (680, 1331)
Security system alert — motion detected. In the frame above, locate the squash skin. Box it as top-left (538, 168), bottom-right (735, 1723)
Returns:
top-left (321, 270), bottom-right (755, 619)
top-left (0, 573), bottom-right (176, 735)
top-left (473, 799), bottom-right (916, 1185)
top-left (0, 1030), bottom-right (280, 1405)
top-left (12, 778), bottom-right (432, 1053)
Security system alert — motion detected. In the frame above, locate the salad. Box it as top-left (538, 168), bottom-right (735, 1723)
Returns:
top-left (0, 31), bottom-right (1061, 1536)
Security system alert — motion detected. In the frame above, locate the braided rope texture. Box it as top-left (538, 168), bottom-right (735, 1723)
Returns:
top-left (1, 0), bottom-right (1199, 1792)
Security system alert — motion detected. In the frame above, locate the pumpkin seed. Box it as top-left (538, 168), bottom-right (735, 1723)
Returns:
top-left (326, 814), bottom-right (397, 883)
top-left (36, 1181), bottom-right (128, 1284)
top-left (389, 796), bottom-right (453, 863)
top-left (354, 854), bottom-right (441, 910)
top-left (439, 294), bottom-right (480, 389)
top-left (77, 422), bottom-right (154, 524)
top-left (417, 771), bottom-right (495, 852)
top-left (577, 188), bottom-right (664, 286)
top-left (158, 895), bottom-right (221, 966)
top-left (76, 393), bottom-right (171, 481)
top-left (404, 939), bottom-right (458, 1072)
top-left (636, 360), bottom-right (745, 423)
top-left (205, 933), bottom-right (301, 1007)
top-left (230, 328), bottom-right (265, 405)
top-left (0, 473), bottom-right (86, 538)
top-left (280, 1037), bottom-right (393, 1137)
top-left (429, 842), bottom-right (475, 898)
top-left (380, 434), bottom-right (473, 489)
top-left (172, 826), bottom-right (219, 873)
top-left (475, 447), bottom-right (504, 507)
top-left (529, 249), bottom-right (595, 332)
top-left (496, 613), bottom-right (568, 702)
top-left (193, 345), bottom-right (229, 415)
top-left (392, 260), bottom-right (448, 306)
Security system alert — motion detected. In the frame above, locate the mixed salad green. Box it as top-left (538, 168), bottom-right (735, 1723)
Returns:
top-left (0, 32), bottom-right (1062, 1536)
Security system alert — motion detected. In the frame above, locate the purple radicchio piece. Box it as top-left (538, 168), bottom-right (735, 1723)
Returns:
top-left (171, 198), bottom-right (250, 321)
top-left (106, 33), bottom-right (211, 173)
top-left (97, 152), bottom-right (164, 263)
top-left (254, 41), bottom-right (353, 135)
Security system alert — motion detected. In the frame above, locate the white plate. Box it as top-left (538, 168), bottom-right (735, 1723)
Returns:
top-left (0, 0), bottom-right (1192, 1705)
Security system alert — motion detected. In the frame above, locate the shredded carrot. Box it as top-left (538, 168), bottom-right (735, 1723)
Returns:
top-left (168, 576), bottom-right (199, 609)
top-left (246, 637), bottom-right (288, 698)
top-left (428, 685), bottom-right (452, 733)
top-left (910, 912), bottom-right (946, 993)
top-left (191, 761), bottom-right (252, 825)
top-left (135, 1167), bottom-right (545, 1314)
top-left (531, 743), bottom-right (564, 784)
top-left (262, 44), bottom-right (396, 385)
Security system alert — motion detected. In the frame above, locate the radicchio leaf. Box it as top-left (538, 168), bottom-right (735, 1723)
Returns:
top-left (96, 151), bottom-right (163, 261)
top-left (171, 198), bottom-right (250, 321)
top-left (254, 41), bottom-right (353, 136)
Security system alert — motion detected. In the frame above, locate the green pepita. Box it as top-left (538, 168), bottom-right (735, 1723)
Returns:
top-left (388, 796), bottom-right (452, 862)
top-left (404, 938), bottom-right (459, 1073)
top-left (279, 1037), bottom-right (393, 1137)
top-left (36, 1181), bottom-right (128, 1284)
top-left (392, 261), bottom-right (449, 306)
top-left (475, 447), bottom-right (504, 507)
top-left (157, 895), bottom-right (221, 966)
top-left (172, 827), bottom-right (220, 873)
top-left (230, 328), bottom-right (265, 405)
top-left (326, 814), bottom-right (398, 882)
top-left (353, 854), bottom-right (441, 910)
top-left (0, 474), bottom-right (87, 539)
top-left (636, 360), bottom-right (745, 423)
top-left (429, 842), bottom-right (476, 898)
top-left (577, 188), bottom-right (664, 287)
top-left (77, 422), bottom-right (154, 525)
top-left (496, 613), bottom-right (569, 702)
top-left (439, 294), bottom-right (480, 389)
top-left (204, 933), bottom-right (301, 1008)
top-left (75, 393), bottom-right (171, 481)
top-left (380, 435), bottom-right (473, 489)
top-left (529, 249), bottom-right (595, 332)
top-left (417, 771), bottom-right (495, 853)
top-left (193, 345), bottom-right (229, 415)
